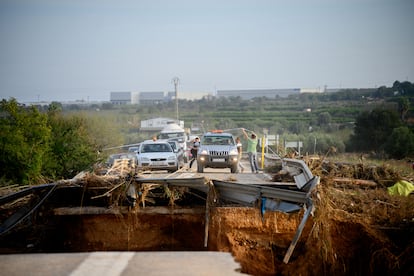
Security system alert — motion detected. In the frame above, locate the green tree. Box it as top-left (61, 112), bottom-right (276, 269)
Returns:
top-left (317, 112), bottom-right (331, 126)
top-left (44, 113), bottom-right (99, 179)
top-left (348, 108), bottom-right (402, 152)
top-left (0, 99), bottom-right (51, 184)
top-left (303, 133), bottom-right (345, 155)
top-left (383, 127), bottom-right (414, 159)
top-left (393, 80), bottom-right (414, 96)
top-left (49, 101), bottom-right (63, 113)
top-left (397, 97), bottom-right (409, 121)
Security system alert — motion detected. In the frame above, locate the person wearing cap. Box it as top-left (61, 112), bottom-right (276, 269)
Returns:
top-left (242, 128), bottom-right (259, 173)
top-left (189, 136), bottom-right (200, 169)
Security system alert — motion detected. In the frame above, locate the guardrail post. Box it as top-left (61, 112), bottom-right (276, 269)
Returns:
top-left (261, 136), bottom-right (265, 169)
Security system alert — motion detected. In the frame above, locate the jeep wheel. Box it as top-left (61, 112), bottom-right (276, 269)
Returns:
top-left (230, 165), bottom-right (238, 173)
top-left (197, 164), bottom-right (204, 173)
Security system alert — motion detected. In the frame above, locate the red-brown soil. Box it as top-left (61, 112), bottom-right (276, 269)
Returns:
top-left (43, 189), bottom-right (413, 276)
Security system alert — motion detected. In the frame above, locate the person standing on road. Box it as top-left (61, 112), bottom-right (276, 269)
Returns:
top-left (189, 137), bottom-right (200, 169)
top-left (236, 137), bottom-right (245, 173)
top-left (242, 128), bottom-right (259, 173)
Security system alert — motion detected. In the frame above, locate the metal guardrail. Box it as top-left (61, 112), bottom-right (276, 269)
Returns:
top-left (281, 158), bottom-right (314, 189)
top-left (208, 158), bottom-right (319, 264)
top-left (0, 184), bottom-right (58, 236)
top-left (212, 180), bottom-right (309, 205)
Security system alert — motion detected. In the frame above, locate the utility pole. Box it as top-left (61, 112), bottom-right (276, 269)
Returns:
top-left (172, 77), bottom-right (180, 122)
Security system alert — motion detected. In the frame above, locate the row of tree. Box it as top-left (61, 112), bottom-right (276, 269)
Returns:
top-left (1, 81), bottom-right (413, 185)
top-left (0, 99), bottom-right (117, 185)
top-left (349, 108), bottom-right (414, 159)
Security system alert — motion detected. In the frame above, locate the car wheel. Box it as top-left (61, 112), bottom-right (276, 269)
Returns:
top-left (169, 165), bottom-right (179, 173)
top-left (197, 164), bottom-right (204, 173)
top-left (230, 165), bottom-right (238, 173)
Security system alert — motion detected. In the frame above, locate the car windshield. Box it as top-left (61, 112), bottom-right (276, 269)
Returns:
top-left (168, 142), bottom-right (177, 150)
top-left (141, 143), bottom-right (173, 153)
top-left (107, 153), bottom-right (136, 163)
top-left (128, 147), bottom-right (139, 152)
top-left (158, 132), bottom-right (184, 140)
top-left (202, 136), bottom-right (234, 146)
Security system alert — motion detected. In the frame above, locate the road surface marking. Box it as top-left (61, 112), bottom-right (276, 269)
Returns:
top-left (70, 252), bottom-right (134, 276)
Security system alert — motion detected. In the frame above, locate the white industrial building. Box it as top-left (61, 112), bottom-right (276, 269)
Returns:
top-left (215, 87), bottom-right (343, 99)
top-left (110, 87), bottom-right (341, 104)
top-left (138, 92), bottom-right (167, 105)
top-left (216, 88), bottom-right (301, 99)
top-left (110, 92), bottom-right (132, 105)
top-left (111, 91), bottom-right (169, 105)
top-left (110, 90), bottom-right (213, 105)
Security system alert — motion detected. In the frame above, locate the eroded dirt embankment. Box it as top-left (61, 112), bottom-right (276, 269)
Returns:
top-left (46, 206), bottom-right (304, 275)
top-left (2, 159), bottom-right (414, 276)
top-left (2, 199), bottom-right (413, 276)
top-left (46, 197), bottom-right (414, 276)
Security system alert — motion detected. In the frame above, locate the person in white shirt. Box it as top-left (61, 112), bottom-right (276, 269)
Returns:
top-left (189, 137), bottom-right (200, 169)
top-left (236, 137), bottom-right (245, 173)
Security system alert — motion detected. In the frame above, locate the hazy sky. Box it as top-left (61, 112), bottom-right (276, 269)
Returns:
top-left (1, 0), bottom-right (413, 102)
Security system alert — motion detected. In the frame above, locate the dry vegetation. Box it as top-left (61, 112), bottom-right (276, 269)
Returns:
top-left (292, 156), bottom-right (414, 275)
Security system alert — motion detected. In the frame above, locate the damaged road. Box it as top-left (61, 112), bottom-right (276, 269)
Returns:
top-left (0, 157), bottom-right (318, 273)
top-left (2, 156), bottom-right (413, 275)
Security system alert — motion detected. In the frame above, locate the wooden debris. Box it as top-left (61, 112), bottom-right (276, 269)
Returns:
top-left (139, 184), bottom-right (160, 208)
top-left (105, 159), bottom-right (136, 176)
top-left (90, 182), bottom-right (126, 199)
top-left (331, 177), bottom-right (377, 187)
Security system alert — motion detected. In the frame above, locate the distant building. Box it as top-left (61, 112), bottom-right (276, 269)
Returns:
top-left (325, 88), bottom-right (341, 93)
top-left (217, 88), bottom-right (301, 99)
top-left (131, 92), bottom-right (140, 104)
top-left (110, 92), bottom-right (131, 105)
top-left (111, 87), bottom-right (345, 104)
top-left (139, 91), bottom-right (208, 104)
top-left (300, 87), bottom-right (341, 93)
top-left (300, 88), bottom-right (324, 93)
top-left (166, 91), bottom-right (176, 101)
top-left (139, 92), bottom-right (166, 105)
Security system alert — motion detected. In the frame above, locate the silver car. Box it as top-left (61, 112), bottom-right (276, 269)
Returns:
top-left (136, 141), bottom-right (179, 172)
top-left (196, 131), bottom-right (239, 173)
top-left (158, 139), bottom-right (185, 169)
top-left (106, 152), bottom-right (138, 167)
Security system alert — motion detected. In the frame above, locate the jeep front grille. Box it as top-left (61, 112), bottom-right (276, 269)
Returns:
top-left (209, 150), bottom-right (228, 156)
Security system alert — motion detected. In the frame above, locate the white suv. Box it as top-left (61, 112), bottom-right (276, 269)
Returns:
top-left (196, 131), bottom-right (239, 173)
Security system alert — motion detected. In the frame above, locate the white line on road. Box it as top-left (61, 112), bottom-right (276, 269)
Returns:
top-left (70, 252), bottom-right (134, 276)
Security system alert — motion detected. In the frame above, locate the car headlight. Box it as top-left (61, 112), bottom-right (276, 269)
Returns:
top-left (229, 148), bottom-right (238, 155)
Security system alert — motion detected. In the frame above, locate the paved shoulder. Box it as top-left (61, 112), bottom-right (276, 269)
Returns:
top-left (0, 251), bottom-right (243, 276)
